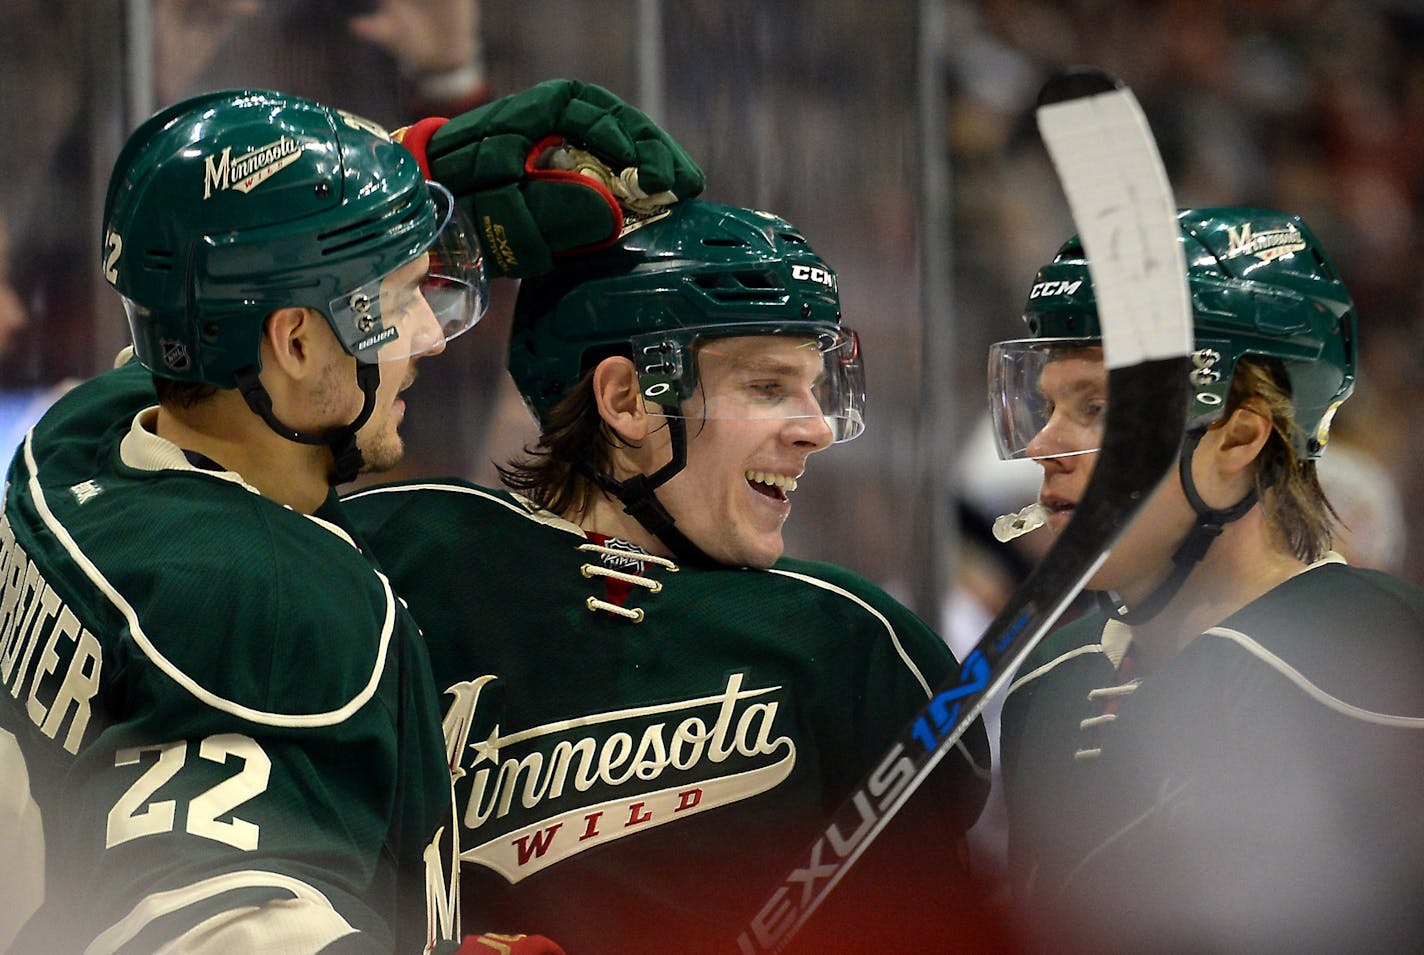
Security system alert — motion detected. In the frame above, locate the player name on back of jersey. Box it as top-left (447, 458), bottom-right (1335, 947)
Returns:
top-left (446, 671), bottom-right (796, 882)
top-left (0, 511), bottom-right (102, 755)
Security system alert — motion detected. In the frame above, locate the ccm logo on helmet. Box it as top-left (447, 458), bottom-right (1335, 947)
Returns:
top-left (1028, 279), bottom-right (1083, 299)
top-left (791, 264), bottom-right (836, 289)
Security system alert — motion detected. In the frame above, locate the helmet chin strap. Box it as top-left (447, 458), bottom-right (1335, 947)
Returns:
top-left (581, 416), bottom-right (716, 567)
top-left (233, 361), bottom-right (381, 487)
top-left (1097, 426), bottom-right (1258, 626)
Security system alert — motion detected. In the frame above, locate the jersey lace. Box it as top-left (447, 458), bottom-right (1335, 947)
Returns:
top-left (576, 542), bottom-right (678, 623)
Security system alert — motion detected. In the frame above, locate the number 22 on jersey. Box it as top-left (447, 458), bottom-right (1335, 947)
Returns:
top-left (106, 733), bottom-right (271, 851)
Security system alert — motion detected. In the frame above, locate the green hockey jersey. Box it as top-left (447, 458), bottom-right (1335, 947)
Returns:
top-left (345, 479), bottom-right (994, 953)
top-left (1000, 558), bottom-right (1424, 953)
top-left (0, 363), bottom-right (457, 954)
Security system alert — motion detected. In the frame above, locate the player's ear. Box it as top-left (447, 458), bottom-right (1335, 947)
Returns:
top-left (261, 307), bottom-right (328, 381)
top-left (1214, 400), bottom-right (1272, 477)
top-left (591, 356), bottom-right (651, 442)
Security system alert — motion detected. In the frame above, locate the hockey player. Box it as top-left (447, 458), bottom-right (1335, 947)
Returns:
top-left (990, 208), bottom-right (1424, 952)
top-left (0, 81), bottom-right (700, 955)
top-left (343, 199), bottom-right (998, 953)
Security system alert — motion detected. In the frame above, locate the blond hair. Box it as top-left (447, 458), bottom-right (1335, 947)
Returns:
top-left (1224, 357), bottom-right (1339, 562)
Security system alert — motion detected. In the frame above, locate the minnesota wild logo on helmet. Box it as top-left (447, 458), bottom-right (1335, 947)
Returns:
top-left (102, 88), bottom-right (486, 388)
top-left (1008, 206), bottom-right (1356, 459)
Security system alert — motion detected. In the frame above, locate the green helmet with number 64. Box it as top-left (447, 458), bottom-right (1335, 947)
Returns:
top-left (994, 206), bottom-right (1356, 462)
top-left (102, 88), bottom-right (487, 387)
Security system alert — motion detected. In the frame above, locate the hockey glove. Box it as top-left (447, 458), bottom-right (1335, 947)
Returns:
top-left (430, 932), bottom-right (566, 955)
top-left (397, 78), bottom-right (705, 278)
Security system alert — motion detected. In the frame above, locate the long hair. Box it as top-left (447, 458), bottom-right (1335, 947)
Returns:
top-left (497, 368), bottom-right (629, 521)
top-left (1226, 356), bottom-right (1340, 562)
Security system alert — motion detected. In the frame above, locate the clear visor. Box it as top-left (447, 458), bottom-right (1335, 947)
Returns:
top-left (988, 337), bottom-right (1106, 461)
top-left (328, 181), bottom-right (488, 363)
top-left (630, 321), bottom-right (867, 443)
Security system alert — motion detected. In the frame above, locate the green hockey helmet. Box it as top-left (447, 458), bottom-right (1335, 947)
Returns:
top-left (508, 199), bottom-right (865, 442)
top-left (103, 89), bottom-right (487, 387)
top-left (990, 206), bottom-right (1356, 461)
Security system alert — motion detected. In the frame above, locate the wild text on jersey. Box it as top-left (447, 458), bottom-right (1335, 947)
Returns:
top-left (0, 510), bottom-right (101, 754)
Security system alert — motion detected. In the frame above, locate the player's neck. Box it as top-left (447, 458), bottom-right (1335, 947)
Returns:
top-left (1124, 508), bottom-right (1309, 672)
top-left (154, 394), bottom-right (332, 513)
top-left (574, 489), bottom-right (677, 560)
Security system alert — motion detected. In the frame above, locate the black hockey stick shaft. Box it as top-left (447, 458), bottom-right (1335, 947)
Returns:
top-left (736, 69), bottom-right (1193, 953)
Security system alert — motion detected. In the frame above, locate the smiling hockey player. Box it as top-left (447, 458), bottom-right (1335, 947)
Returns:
top-left (344, 199), bottom-right (996, 953)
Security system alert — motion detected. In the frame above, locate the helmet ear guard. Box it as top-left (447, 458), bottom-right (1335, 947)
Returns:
top-left (321, 183), bottom-right (487, 365)
top-left (633, 333), bottom-right (695, 409)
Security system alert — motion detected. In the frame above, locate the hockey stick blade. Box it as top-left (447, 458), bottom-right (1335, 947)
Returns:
top-left (735, 69), bottom-right (1193, 954)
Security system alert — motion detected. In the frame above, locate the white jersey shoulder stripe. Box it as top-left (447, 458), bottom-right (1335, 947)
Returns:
top-left (766, 567), bottom-right (934, 699)
top-left (21, 433), bottom-right (396, 728)
top-left (768, 568), bottom-right (991, 780)
top-left (1006, 643), bottom-right (1106, 699)
top-left (1205, 625), bottom-right (1424, 727)
top-left (344, 482), bottom-right (587, 537)
top-left (84, 869), bottom-right (354, 955)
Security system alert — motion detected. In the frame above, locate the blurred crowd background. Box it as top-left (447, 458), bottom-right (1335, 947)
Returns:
top-left (1, 0), bottom-right (1420, 630)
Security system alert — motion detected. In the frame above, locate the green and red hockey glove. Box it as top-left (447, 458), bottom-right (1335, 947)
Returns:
top-left (397, 78), bottom-right (704, 278)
